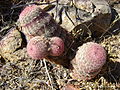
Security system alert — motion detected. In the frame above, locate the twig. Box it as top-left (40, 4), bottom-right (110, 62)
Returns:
top-left (43, 59), bottom-right (54, 90)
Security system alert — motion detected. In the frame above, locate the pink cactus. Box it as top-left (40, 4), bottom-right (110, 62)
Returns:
top-left (49, 37), bottom-right (64, 56)
top-left (27, 36), bottom-right (49, 59)
top-left (19, 5), bottom-right (49, 26)
top-left (19, 5), bottom-right (53, 41)
top-left (27, 36), bottom-right (65, 60)
top-left (71, 42), bottom-right (106, 80)
top-left (19, 5), bottom-right (39, 26)
top-left (19, 5), bottom-right (73, 66)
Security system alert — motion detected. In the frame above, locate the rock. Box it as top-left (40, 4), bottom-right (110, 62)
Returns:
top-left (0, 28), bottom-right (22, 54)
top-left (0, 27), bottom-right (29, 63)
top-left (44, 0), bottom-right (111, 36)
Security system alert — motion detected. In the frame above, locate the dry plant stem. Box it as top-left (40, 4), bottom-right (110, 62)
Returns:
top-left (43, 59), bottom-right (54, 90)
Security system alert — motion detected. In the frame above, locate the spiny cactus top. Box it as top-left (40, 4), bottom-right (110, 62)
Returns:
top-left (71, 42), bottom-right (106, 80)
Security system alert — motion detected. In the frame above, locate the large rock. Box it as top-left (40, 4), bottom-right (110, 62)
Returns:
top-left (0, 27), bottom-right (29, 63)
top-left (43, 0), bottom-right (112, 36)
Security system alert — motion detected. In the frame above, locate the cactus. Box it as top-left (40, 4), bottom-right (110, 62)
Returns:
top-left (71, 42), bottom-right (106, 80)
top-left (27, 36), bottom-right (65, 59)
top-left (49, 37), bottom-right (64, 56)
top-left (19, 5), bottom-right (74, 67)
top-left (19, 5), bottom-right (70, 41)
top-left (27, 36), bottom-right (49, 59)
top-left (19, 5), bottom-right (53, 41)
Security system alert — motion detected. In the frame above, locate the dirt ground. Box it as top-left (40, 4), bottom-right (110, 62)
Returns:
top-left (0, 0), bottom-right (120, 90)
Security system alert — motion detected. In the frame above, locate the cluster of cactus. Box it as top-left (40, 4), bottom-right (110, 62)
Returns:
top-left (18, 5), bottom-right (73, 67)
top-left (27, 36), bottom-right (64, 59)
top-left (19, 5), bottom-right (107, 80)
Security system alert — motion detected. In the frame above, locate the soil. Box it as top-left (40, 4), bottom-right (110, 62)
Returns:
top-left (0, 0), bottom-right (120, 90)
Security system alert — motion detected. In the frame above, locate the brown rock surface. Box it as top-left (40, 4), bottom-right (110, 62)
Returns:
top-left (0, 27), bottom-right (29, 63)
top-left (44, 0), bottom-right (112, 36)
